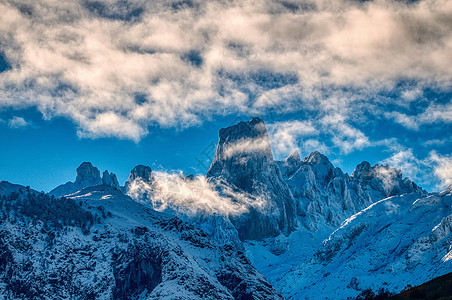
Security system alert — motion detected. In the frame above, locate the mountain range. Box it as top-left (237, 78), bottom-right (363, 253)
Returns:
top-left (1, 117), bottom-right (451, 299)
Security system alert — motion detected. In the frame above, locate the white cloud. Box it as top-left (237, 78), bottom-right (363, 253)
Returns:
top-left (8, 116), bottom-right (29, 128)
top-left (267, 120), bottom-right (318, 158)
top-left (428, 151), bottom-right (452, 190)
top-left (385, 102), bottom-right (452, 130)
top-left (381, 149), bottom-right (424, 183)
top-left (76, 112), bottom-right (147, 142)
top-left (223, 136), bottom-right (272, 160)
top-left (321, 115), bottom-right (371, 154)
top-left (384, 111), bottom-right (420, 130)
top-left (381, 148), bottom-right (452, 191)
top-left (126, 172), bottom-right (266, 216)
top-left (0, 0), bottom-right (451, 141)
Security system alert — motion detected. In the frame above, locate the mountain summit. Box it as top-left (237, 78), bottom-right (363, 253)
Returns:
top-left (50, 162), bottom-right (118, 197)
top-left (75, 162), bottom-right (102, 186)
top-left (207, 117), bottom-right (297, 240)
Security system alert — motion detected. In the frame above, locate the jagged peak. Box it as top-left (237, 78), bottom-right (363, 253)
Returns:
top-left (352, 161), bottom-right (371, 178)
top-left (284, 150), bottom-right (301, 163)
top-left (440, 184), bottom-right (452, 196)
top-left (207, 117), bottom-right (274, 179)
top-left (127, 165), bottom-right (154, 183)
top-left (278, 150), bottom-right (302, 178)
top-left (218, 117), bottom-right (268, 143)
top-left (304, 151), bottom-right (331, 166)
top-left (75, 162), bottom-right (101, 185)
top-left (352, 162), bottom-right (402, 180)
top-left (102, 170), bottom-right (120, 189)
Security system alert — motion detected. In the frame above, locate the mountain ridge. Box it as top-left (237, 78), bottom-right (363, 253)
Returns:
top-left (1, 116), bottom-right (445, 300)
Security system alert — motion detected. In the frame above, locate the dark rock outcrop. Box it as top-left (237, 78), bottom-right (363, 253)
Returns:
top-left (207, 117), bottom-right (297, 240)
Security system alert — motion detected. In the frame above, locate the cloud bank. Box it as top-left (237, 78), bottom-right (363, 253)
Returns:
top-left (126, 172), bottom-right (266, 216)
top-left (0, 0), bottom-right (451, 142)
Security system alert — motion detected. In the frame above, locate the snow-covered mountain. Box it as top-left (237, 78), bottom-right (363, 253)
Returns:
top-left (279, 151), bottom-right (425, 231)
top-left (0, 183), bottom-right (283, 299)
top-left (253, 185), bottom-right (452, 299)
top-left (1, 117), bottom-right (448, 299)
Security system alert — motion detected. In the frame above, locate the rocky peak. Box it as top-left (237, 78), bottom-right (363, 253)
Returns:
top-left (351, 162), bottom-right (425, 198)
top-left (206, 117), bottom-right (297, 240)
top-left (75, 162), bottom-right (102, 186)
top-left (303, 152), bottom-right (334, 185)
top-left (102, 170), bottom-right (120, 189)
top-left (278, 150), bottom-right (302, 178)
top-left (207, 117), bottom-right (273, 180)
top-left (352, 162), bottom-right (403, 184)
top-left (49, 162), bottom-right (102, 197)
top-left (127, 165), bottom-right (154, 184)
top-left (352, 161), bottom-right (372, 179)
top-left (304, 151), bottom-right (329, 165)
top-left (440, 184), bottom-right (452, 196)
top-left (447, 184), bottom-right (452, 193)
top-left (218, 117), bottom-right (268, 143)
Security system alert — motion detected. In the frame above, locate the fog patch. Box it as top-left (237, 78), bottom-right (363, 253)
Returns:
top-left (127, 172), bottom-right (267, 216)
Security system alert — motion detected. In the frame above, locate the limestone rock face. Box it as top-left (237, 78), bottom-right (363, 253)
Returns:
top-left (102, 170), bottom-right (120, 189)
top-left (124, 165), bottom-right (155, 199)
top-left (207, 117), bottom-right (297, 240)
top-left (75, 162), bottom-right (102, 186)
top-left (126, 165), bottom-right (154, 184)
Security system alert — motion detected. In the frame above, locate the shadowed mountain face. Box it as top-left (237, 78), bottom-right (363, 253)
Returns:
top-left (207, 117), bottom-right (297, 240)
top-left (126, 165), bottom-right (154, 185)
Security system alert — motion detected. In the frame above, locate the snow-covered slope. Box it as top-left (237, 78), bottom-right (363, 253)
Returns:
top-left (0, 184), bottom-right (283, 299)
top-left (248, 187), bottom-right (452, 299)
top-left (207, 117), bottom-right (297, 240)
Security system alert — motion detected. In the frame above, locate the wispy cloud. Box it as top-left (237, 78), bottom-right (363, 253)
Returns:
top-left (223, 137), bottom-right (272, 160)
top-left (267, 120), bottom-right (318, 158)
top-left (381, 149), bottom-right (452, 191)
top-left (268, 116), bottom-right (370, 157)
top-left (385, 102), bottom-right (452, 130)
top-left (126, 172), bottom-right (266, 216)
top-left (0, 0), bottom-right (450, 141)
top-left (428, 151), bottom-right (452, 190)
top-left (8, 116), bottom-right (29, 128)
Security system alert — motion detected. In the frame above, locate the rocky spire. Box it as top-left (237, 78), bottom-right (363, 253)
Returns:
top-left (124, 165), bottom-right (154, 193)
top-left (207, 117), bottom-right (297, 240)
top-left (207, 117), bottom-right (273, 181)
top-left (75, 162), bottom-right (102, 186)
top-left (102, 170), bottom-right (120, 189)
top-left (127, 165), bottom-right (154, 184)
top-left (303, 151), bottom-right (334, 185)
top-left (278, 150), bottom-right (302, 178)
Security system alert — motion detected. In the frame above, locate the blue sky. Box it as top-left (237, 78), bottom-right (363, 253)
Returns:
top-left (0, 0), bottom-right (451, 192)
